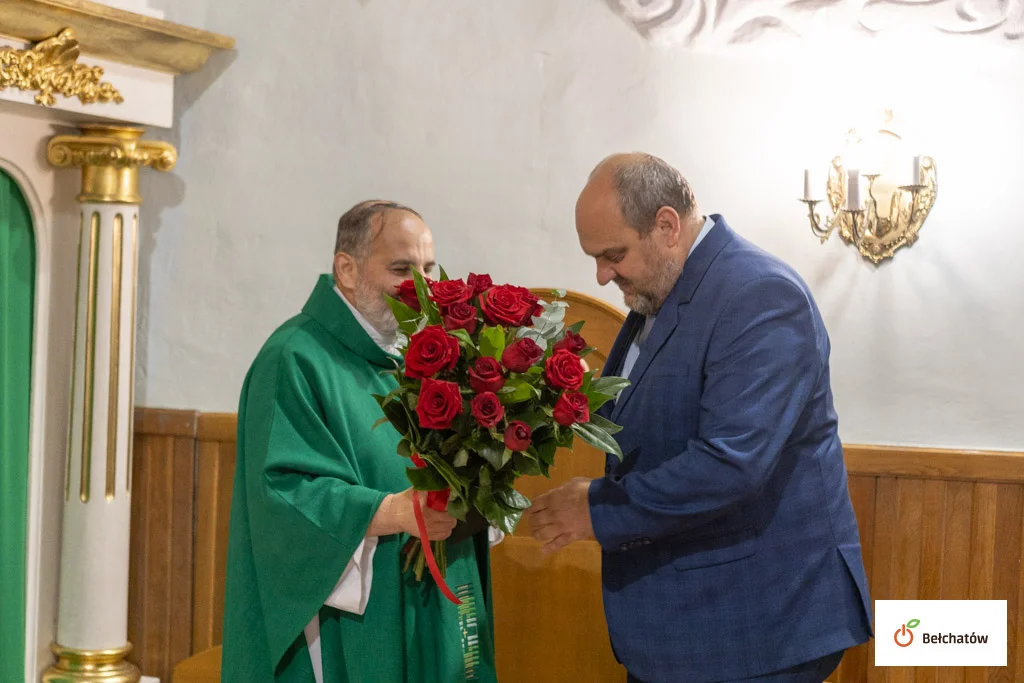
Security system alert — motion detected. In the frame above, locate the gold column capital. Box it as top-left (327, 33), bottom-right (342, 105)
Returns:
top-left (47, 125), bottom-right (177, 204)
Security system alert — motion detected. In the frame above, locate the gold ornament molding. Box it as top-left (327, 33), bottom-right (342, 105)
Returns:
top-left (48, 124), bottom-right (177, 203)
top-left (0, 27), bottom-right (121, 106)
top-left (42, 643), bottom-right (140, 683)
top-left (0, 0), bottom-right (234, 75)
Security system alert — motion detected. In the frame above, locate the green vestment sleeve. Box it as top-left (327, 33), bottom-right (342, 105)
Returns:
top-left (239, 343), bottom-right (386, 670)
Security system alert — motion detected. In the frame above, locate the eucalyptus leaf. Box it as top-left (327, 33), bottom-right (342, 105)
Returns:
top-left (454, 448), bottom-right (470, 468)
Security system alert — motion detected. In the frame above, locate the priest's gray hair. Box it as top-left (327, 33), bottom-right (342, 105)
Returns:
top-left (334, 200), bottom-right (422, 262)
top-left (597, 153), bottom-right (697, 236)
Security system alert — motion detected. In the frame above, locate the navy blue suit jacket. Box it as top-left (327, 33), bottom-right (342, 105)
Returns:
top-left (588, 216), bottom-right (872, 683)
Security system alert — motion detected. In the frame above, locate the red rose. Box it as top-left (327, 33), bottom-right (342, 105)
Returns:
top-left (442, 302), bottom-right (478, 335)
top-left (544, 350), bottom-right (585, 390)
top-left (411, 453), bottom-right (426, 468)
top-left (503, 421), bottom-right (532, 451)
top-left (501, 338), bottom-right (544, 373)
top-left (470, 391), bottom-right (505, 428)
top-left (405, 325), bottom-right (460, 379)
top-left (469, 357), bottom-right (505, 393)
top-left (397, 279), bottom-right (421, 311)
top-left (430, 279), bottom-right (473, 308)
top-left (480, 284), bottom-right (537, 327)
top-left (416, 378), bottom-right (463, 429)
top-left (553, 391), bottom-right (590, 426)
top-left (554, 330), bottom-right (587, 354)
top-left (467, 273), bottom-right (493, 295)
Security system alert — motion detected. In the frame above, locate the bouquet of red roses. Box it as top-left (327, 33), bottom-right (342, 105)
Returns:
top-left (373, 269), bottom-right (628, 603)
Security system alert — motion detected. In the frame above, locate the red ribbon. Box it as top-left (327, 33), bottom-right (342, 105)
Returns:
top-left (411, 490), bottom-right (462, 605)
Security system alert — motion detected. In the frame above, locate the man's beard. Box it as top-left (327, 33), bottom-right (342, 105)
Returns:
top-left (354, 281), bottom-right (398, 338)
top-left (617, 246), bottom-right (685, 316)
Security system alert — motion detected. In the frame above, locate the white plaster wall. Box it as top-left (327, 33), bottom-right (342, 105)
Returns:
top-left (141, 0), bottom-right (1024, 450)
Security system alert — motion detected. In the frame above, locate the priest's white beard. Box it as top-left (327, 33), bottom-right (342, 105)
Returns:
top-left (354, 281), bottom-right (398, 338)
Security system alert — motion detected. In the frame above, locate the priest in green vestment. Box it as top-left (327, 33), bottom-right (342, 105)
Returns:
top-left (222, 201), bottom-right (500, 683)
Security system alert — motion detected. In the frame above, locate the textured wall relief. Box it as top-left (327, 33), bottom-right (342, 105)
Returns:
top-left (608, 0), bottom-right (1024, 46)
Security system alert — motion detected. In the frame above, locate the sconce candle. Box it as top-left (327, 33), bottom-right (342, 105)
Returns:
top-left (798, 155), bottom-right (937, 263)
top-left (846, 169), bottom-right (861, 211)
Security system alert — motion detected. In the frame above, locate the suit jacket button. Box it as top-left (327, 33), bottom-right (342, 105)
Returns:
top-left (642, 538), bottom-right (651, 545)
top-left (620, 543), bottom-right (629, 551)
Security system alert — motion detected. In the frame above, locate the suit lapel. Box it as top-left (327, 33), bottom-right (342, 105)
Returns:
top-left (597, 311), bottom-right (643, 419)
top-left (609, 217), bottom-right (736, 422)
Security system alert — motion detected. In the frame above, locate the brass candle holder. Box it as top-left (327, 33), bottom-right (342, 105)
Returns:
top-left (801, 156), bottom-right (937, 264)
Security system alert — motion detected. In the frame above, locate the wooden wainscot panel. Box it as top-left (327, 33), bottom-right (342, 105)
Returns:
top-left (829, 446), bottom-right (1024, 683)
top-left (128, 408), bottom-right (198, 683)
top-left (191, 413), bottom-right (238, 654)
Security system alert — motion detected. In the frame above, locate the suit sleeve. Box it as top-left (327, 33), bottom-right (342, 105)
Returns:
top-left (244, 348), bottom-right (388, 668)
top-left (588, 276), bottom-right (821, 551)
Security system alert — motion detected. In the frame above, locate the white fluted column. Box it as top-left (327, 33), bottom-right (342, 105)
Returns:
top-left (44, 125), bottom-right (175, 683)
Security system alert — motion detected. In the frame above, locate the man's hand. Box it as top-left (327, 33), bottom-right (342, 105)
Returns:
top-left (525, 477), bottom-right (595, 554)
top-left (368, 488), bottom-right (457, 540)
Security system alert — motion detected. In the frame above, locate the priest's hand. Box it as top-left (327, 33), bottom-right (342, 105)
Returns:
top-left (526, 477), bottom-right (595, 554)
top-left (368, 488), bottom-right (457, 540)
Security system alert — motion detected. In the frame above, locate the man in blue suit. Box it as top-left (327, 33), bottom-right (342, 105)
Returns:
top-left (527, 153), bottom-right (872, 682)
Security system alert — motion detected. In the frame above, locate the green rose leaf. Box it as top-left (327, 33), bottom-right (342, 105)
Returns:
top-left (385, 295), bottom-right (422, 337)
top-left (496, 488), bottom-right (531, 510)
top-left (513, 451), bottom-right (543, 476)
top-left (588, 413), bottom-right (624, 435)
top-left (477, 441), bottom-right (506, 470)
top-left (589, 376), bottom-right (630, 397)
top-left (479, 326), bottom-right (506, 361)
top-left (411, 269), bottom-right (441, 325)
top-left (570, 422), bottom-right (624, 460)
top-left (405, 466), bottom-right (447, 490)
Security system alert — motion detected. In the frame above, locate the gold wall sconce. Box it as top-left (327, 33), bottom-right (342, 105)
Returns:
top-left (799, 116), bottom-right (938, 264)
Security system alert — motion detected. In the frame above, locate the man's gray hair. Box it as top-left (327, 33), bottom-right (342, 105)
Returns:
top-left (334, 200), bottom-right (422, 261)
top-left (605, 154), bottom-right (697, 236)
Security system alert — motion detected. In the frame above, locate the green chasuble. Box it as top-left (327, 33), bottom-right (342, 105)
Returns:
top-left (222, 274), bottom-right (497, 683)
